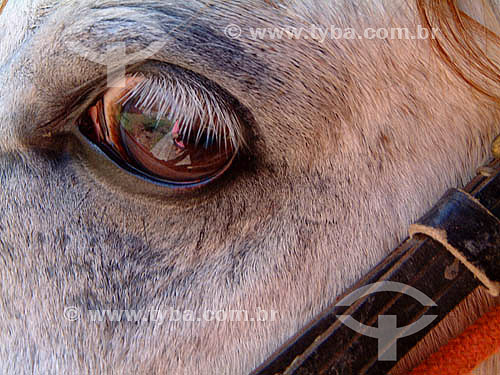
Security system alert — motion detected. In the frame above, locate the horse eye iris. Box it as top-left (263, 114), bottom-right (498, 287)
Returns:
top-left (116, 101), bottom-right (235, 182)
top-left (80, 76), bottom-right (238, 187)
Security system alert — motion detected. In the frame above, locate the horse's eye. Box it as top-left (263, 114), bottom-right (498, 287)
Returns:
top-left (79, 74), bottom-right (241, 188)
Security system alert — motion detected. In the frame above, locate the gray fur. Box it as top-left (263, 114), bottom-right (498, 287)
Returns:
top-left (0, 1), bottom-right (499, 374)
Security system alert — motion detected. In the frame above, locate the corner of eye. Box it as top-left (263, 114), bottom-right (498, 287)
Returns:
top-left (105, 75), bottom-right (147, 103)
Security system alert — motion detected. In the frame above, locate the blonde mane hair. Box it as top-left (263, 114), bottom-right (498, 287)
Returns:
top-left (417, 0), bottom-right (500, 103)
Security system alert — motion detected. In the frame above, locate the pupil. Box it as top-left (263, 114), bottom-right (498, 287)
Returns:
top-left (118, 102), bottom-right (234, 183)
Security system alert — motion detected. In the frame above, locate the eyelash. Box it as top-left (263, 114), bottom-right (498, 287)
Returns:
top-left (119, 73), bottom-right (244, 152)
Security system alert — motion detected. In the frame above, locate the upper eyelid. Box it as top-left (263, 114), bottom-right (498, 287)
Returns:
top-left (36, 63), bottom-right (249, 159)
top-left (70, 62), bottom-right (247, 146)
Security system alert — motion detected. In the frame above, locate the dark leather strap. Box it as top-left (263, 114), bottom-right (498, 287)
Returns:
top-left (410, 189), bottom-right (500, 296)
top-left (251, 159), bottom-right (500, 375)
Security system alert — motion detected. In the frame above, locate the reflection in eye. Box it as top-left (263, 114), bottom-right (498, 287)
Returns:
top-left (80, 73), bottom-right (243, 187)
